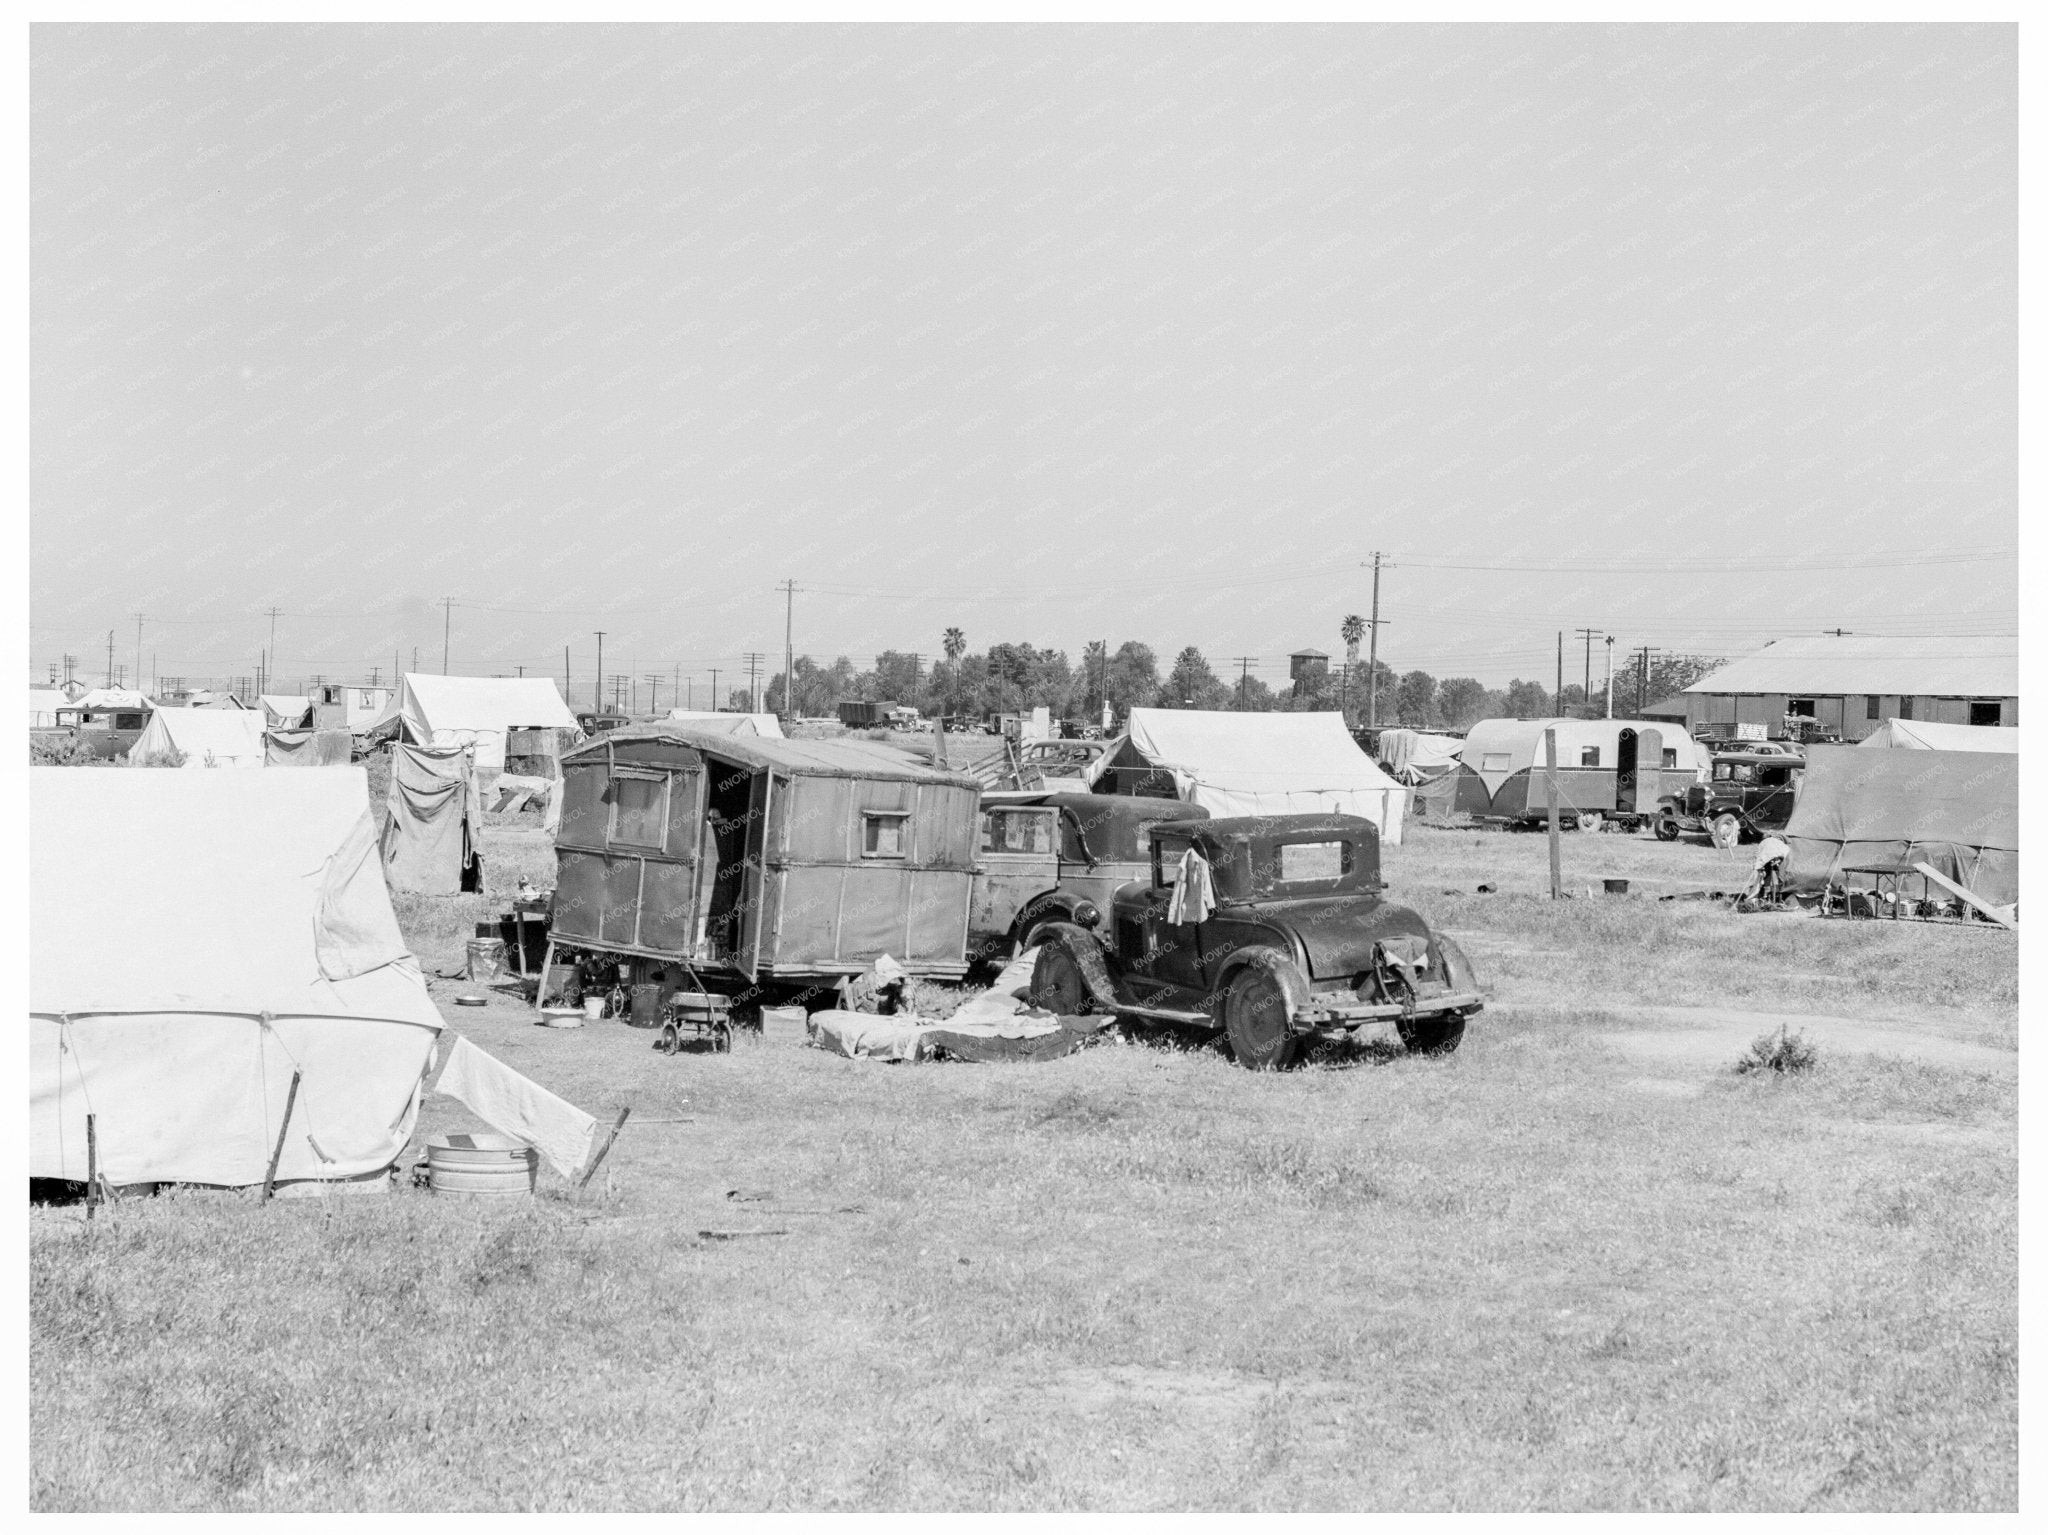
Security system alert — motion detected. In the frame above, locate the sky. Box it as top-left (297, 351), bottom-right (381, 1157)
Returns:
top-left (30, 22), bottom-right (2016, 703)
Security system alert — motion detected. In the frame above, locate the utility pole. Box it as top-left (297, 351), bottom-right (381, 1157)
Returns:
top-left (133, 613), bottom-right (144, 687)
top-left (710, 667), bottom-right (720, 711)
top-left (778, 580), bottom-right (798, 718)
top-left (593, 631), bottom-right (606, 709)
top-left (105, 630), bottom-right (115, 687)
top-left (1635, 646), bottom-right (1664, 716)
top-left (265, 606), bottom-right (282, 696)
top-left (441, 597), bottom-right (453, 674)
top-left (1574, 628), bottom-right (1602, 717)
top-left (1556, 631), bottom-right (1564, 714)
top-left (1604, 636), bottom-right (1615, 720)
top-left (1544, 727), bottom-right (1562, 900)
top-left (645, 673), bottom-right (662, 714)
top-left (1232, 656), bottom-right (1257, 709)
top-left (1363, 552), bottom-right (1390, 728)
top-left (743, 652), bottom-right (765, 713)
top-left (564, 646), bottom-right (571, 703)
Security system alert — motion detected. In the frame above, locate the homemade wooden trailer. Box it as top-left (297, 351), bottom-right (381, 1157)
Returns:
top-left (545, 725), bottom-right (983, 1010)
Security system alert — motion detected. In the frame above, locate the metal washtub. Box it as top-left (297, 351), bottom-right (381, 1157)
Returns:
top-left (426, 1133), bottom-right (538, 1198)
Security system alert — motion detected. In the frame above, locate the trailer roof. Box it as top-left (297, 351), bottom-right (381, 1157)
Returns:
top-left (577, 723), bottom-right (981, 786)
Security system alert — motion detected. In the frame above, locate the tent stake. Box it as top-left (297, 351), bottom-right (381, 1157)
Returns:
top-left (262, 1069), bottom-right (303, 1204)
top-left (575, 1107), bottom-right (632, 1197)
top-left (86, 1113), bottom-right (98, 1221)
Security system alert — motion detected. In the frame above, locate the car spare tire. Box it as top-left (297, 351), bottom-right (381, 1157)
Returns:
top-left (1027, 939), bottom-right (1090, 1016)
top-left (1397, 1010), bottom-right (1467, 1056)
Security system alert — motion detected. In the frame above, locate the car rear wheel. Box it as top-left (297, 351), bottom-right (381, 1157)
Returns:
top-left (1027, 940), bottom-right (1090, 1016)
top-left (1223, 967), bottom-right (1299, 1071)
top-left (1711, 812), bottom-right (1743, 850)
top-left (1654, 816), bottom-right (1680, 842)
top-left (1397, 1011), bottom-right (1467, 1056)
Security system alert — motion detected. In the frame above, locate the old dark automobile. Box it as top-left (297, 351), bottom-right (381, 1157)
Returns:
top-left (1026, 813), bottom-right (1483, 1070)
top-left (968, 792), bottom-right (1210, 965)
top-left (1654, 749), bottom-right (1804, 847)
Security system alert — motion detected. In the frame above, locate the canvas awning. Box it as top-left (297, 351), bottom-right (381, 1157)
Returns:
top-left (1376, 729), bottom-right (1464, 784)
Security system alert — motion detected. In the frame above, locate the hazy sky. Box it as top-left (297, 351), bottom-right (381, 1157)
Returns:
top-left (31, 22), bottom-right (2015, 700)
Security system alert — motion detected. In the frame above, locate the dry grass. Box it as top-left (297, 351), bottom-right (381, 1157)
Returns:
top-left (30, 822), bottom-right (2016, 1511)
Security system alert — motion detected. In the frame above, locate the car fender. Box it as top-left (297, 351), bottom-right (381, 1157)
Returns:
top-left (1032, 921), bottom-right (1125, 1011)
top-left (1012, 891), bottom-right (1082, 945)
top-left (1208, 945), bottom-right (1312, 1029)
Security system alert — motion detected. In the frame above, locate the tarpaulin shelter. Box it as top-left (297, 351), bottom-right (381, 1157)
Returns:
top-left (128, 706), bottom-right (269, 768)
top-left (379, 743), bottom-right (483, 894)
top-left (1453, 718), bottom-right (1706, 824)
top-left (260, 694), bottom-right (314, 728)
top-left (1376, 729), bottom-right (1464, 785)
top-left (552, 725), bottom-right (981, 984)
top-left (1087, 709), bottom-right (1408, 844)
top-left (1856, 719), bottom-right (2020, 754)
top-left (1781, 745), bottom-right (2017, 907)
top-left (266, 727), bottom-right (355, 766)
top-left (663, 709), bottom-right (785, 738)
top-left (363, 674), bottom-right (582, 782)
top-left (29, 688), bottom-right (66, 728)
top-left (30, 767), bottom-right (443, 1190)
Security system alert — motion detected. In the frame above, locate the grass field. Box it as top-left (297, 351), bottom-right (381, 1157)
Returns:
top-left (30, 820), bottom-right (2017, 1511)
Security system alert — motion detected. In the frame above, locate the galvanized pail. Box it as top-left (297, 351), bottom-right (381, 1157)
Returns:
top-left (426, 1133), bottom-right (537, 1198)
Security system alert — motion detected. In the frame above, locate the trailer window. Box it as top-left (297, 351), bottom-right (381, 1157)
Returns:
top-left (1579, 746), bottom-right (1600, 767)
top-left (1481, 752), bottom-right (1512, 772)
top-left (978, 809), bottom-right (1054, 856)
top-left (609, 773), bottom-right (668, 850)
top-left (1661, 748), bottom-right (1677, 767)
top-left (863, 813), bottom-right (910, 859)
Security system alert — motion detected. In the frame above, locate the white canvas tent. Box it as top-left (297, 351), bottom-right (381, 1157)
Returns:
top-left (29, 688), bottom-right (66, 728)
top-left (1857, 719), bottom-right (2019, 753)
top-left (663, 709), bottom-right (785, 738)
top-left (1089, 708), bottom-right (1407, 844)
top-left (30, 768), bottom-right (444, 1189)
top-left (128, 706), bottom-right (269, 768)
top-left (365, 674), bottom-right (583, 778)
top-left (260, 693), bottom-right (314, 728)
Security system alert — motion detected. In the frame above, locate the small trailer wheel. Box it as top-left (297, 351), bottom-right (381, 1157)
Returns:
top-left (659, 1023), bottom-right (679, 1056)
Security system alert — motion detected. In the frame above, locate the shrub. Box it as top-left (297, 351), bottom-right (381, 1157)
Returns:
top-left (1735, 1024), bottom-right (1819, 1076)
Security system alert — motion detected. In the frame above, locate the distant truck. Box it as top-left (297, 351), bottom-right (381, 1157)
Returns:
top-left (1655, 749), bottom-right (1804, 847)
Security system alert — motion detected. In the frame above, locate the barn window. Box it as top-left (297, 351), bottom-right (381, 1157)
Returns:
top-left (1786, 698), bottom-right (1816, 718)
top-left (1899, 696), bottom-right (1914, 720)
top-left (1866, 694), bottom-right (1882, 720)
top-left (862, 813), bottom-right (910, 859)
top-left (1970, 700), bottom-right (2002, 727)
top-left (609, 772), bottom-right (668, 851)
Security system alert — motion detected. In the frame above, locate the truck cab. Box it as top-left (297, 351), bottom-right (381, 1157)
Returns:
top-left (1656, 750), bottom-right (1804, 845)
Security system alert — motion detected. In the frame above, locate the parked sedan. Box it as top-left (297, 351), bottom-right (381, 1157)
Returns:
top-left (1026, 813), bottom-right (1484, 1070)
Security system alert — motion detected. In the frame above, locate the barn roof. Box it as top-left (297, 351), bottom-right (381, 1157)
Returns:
top-left (1683, 636), bottom-right (2017, 698)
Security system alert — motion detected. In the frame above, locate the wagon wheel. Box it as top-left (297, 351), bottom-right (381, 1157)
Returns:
top-left (1222, 966), bottom-right (1299, 1071)
top-left (1710, 812), bottom-right (1743, 850)
top-left (713, 1018), bottom-right (734, 1054)
top-left (659, 1022), bottom-right (679, 1056)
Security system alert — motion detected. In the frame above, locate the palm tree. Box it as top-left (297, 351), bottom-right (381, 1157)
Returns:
top-left (943, 627), bottom-right (964, 662)
top-left (1340, 614), bottom-right (1365, 719)
top-left (941, 628), bottom-right (965, 719)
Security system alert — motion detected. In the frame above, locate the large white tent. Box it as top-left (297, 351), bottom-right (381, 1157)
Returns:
top-left (128, 706), bottom-right (269, 768)
top-left (1857, 719), bottom-right (2019, 753)
top-left (364, 674), bottom-right (582, 778)
top-left (30, 767), bottom-right (445, 1189)
top-left (1089, 708), bottom-right (1407, 843)
top-left (663, 709), bottom-right (785, 738)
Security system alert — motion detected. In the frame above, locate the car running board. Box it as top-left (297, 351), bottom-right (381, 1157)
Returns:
top-left (1111, 1001), bottom-right (1217, 1027)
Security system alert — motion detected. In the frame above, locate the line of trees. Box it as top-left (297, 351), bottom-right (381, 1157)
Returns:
top-left (762, 637), bottom-right (1726, 731)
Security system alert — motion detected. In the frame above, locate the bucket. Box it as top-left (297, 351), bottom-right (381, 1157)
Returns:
top-left (629, 982), bottom-right (665, 1029)
top-left (582, 995), bottom-right (606, 1021)
top-left (466, 937), bottom-right (507, 981)
top-left (1603, 878), bottom-right (1630, 895)
top-left (426, 1133), bottom-right (537, 1198)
